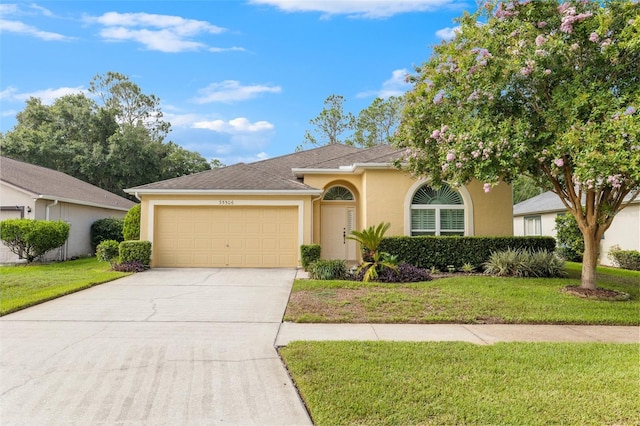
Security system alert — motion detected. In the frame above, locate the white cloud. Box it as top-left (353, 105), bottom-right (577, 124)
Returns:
top-left (11, 86), bottom-right (86, 104)
top-left (435, 26), bottom-right (460, 40)
top-left (192, 117), bottom-right (275, 151)
top-left (193, 117), bottom-right (274, 133)
top-left (88, 12), bottom-right (242, 53)
top-left (249, 0), bottom-right (456, 18)
top-left (194, 80), bottom-right (282, 104)
top-left (0, 18), bottom-right (71, 41)
top-left (0, 4), bottom-right (19, 15)
top-left (357, 68), bottom-right (410, 98)
top-left (0, 4), bottom-right (70, 41)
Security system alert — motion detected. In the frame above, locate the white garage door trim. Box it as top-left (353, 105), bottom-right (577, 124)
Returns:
top-left (147, 199), bottom-right (305, 256)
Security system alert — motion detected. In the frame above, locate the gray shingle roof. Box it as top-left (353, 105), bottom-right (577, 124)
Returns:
top-left (513, 190), bottom-right (639, 216)
top-left (128, 144), bottom-right (403, 192)
top-left (1, 156), bottom-right (136, 210)
top-left (301, 145), bottom-right (404, 169)
top-left (127, 162), bottom-right (316, 191)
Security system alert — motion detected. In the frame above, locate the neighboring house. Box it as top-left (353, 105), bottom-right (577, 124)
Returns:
top-left (126, 144), bottom-right (513, 268)
top-left (0, 156), bottom-right (136, 263)
top-left (513, 190), bottom-right (640, 266)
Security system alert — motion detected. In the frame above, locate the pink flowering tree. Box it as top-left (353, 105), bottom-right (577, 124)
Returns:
top-left (396, 0), bottom-right (639, 290)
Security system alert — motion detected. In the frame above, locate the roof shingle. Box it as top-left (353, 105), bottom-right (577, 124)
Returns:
top-left (0, 156), bottom-right (136, 210)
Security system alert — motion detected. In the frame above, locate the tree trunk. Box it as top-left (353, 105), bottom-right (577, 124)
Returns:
top-left (580, 231), bottom-right (599, 290)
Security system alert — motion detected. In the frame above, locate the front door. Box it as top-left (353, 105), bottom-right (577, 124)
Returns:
top-left (320, 204), bottom-right (356, 261)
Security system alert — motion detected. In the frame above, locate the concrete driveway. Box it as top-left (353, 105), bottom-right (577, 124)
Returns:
top-left (0, 268), bottom-right (312, 425)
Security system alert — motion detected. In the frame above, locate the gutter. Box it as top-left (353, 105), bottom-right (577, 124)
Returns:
top-left (37, 194), bottom-right (132, 212)
top-left (123, 189), bottom-right (324, 196)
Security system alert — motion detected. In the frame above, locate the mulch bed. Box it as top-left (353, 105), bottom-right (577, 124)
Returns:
top-left (563, 286), bottom-right (631, 301)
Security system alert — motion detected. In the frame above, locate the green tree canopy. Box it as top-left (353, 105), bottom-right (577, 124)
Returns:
top-left (302, 94), bottom-right (404, 149)
top-left (396, 0), bottom-right (639, 289)
top-left (0, 72), bottom-right (210, 198)
top-left (351, 96), bottom-right (404, 148)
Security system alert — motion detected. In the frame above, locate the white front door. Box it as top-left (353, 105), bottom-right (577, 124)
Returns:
top-left (320, 204), bottom-right (356, 261)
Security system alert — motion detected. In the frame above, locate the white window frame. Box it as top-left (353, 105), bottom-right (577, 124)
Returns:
top-left (524, 215), bottom-right (542, 236)
top-left (404, 179), bottom-right (474, 236)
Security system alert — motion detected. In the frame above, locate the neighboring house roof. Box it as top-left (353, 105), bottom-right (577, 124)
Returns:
top-left (514, 190), bottom-right (639, 216)
top-left (127, 144), bottom-right (405, 194)
top-left (0, 156), bottom-right (136, 211)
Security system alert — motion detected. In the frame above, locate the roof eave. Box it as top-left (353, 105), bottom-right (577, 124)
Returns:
top-left (292, 162), bottom-right (396, 177)
top-left (124, 188), bottom-right (323, 196)
top-left (36, 194), bottom-right (133, 211)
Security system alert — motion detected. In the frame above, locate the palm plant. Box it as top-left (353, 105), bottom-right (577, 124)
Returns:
top-left (356, 251), bottom-right (398, 283)
top-left (348, 222), bottom-right (391, 262)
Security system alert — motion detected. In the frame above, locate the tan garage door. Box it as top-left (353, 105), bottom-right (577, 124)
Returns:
top-left (154, 205), bottom-right (298, 267)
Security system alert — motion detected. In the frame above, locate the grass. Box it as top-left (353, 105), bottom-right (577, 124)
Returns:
top-left (0, 257), bottom-right (129, 315)
top-left (285, 262), bottom-right (640, 325)
top-left (279, 341), bottom-right (639, 426)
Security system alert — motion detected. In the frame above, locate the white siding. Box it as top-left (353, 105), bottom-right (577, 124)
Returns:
top-left (514, 202), bottom-right (640, 266)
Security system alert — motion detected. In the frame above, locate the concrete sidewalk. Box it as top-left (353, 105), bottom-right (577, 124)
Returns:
top-left (276, 323), bottom-right (640, 346)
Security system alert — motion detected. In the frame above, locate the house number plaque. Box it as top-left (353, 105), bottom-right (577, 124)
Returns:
top-left (218, 200), bottom-right (234, 205)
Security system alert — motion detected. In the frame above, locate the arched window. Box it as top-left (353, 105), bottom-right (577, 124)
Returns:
top-left (323, 186), bottom-right (354, 201)
top-left (411, 183), bottom-right (465, 236)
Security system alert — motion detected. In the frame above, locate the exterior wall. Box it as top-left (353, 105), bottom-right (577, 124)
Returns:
top-left (513, 213), bottom-right (558, 238)
top-left (0, 184), bottom-right (37, 263)
top-left (466, 180), bottom-right (513, 236)
top-left (601, 203), bottom-right (640, 266)
top-left (304, 169), bottom-right (513, 243)
top-left (0, 182), bottom-right (129, 263)
top-left (38, 200), bottom-right (129, 261)
top-left (513, 202), bottom-right (640, 266)
top-left (137, 194), bottom-right (314, 266)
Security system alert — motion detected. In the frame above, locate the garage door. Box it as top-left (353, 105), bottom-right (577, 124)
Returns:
top-left (154, 206), bottom-right (298, 267)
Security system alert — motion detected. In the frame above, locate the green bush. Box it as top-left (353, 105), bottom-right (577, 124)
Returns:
top-left (96, 240), bottom-right (120, 265)
top-left (300, 244), bottom-right (321, 271)
top-left (119, 240), bottom-right (151, 266)
top-left (379, 236), bottom-right (556, 271)
top-left (123, 204), bottom-right (141, 240)
top-left (483, 248), bottom-right (566, 278)
top-left (91, 218), bottom-right (124, 251)
top-left (0, 219), bottom-right (70, 262)
top-left (555, 213), bottom-right (584, 262)
top-left (309, 259), bottom-right (348, 280)
top-left (607, 246), bottom-right (640, 271)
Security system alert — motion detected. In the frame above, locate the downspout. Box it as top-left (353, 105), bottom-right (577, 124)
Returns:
top-left (133, 192), bottom-right (141, 201)
top-left (45, 199), bottom-right (59, 220)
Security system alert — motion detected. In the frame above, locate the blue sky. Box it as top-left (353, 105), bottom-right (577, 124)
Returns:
top-left (1, 1), bottom-right (472, 165)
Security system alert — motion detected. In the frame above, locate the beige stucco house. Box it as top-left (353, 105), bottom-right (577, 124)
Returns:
top-left (513, 191), bottom-right (640, 266)
top-left (127, 144), bottom-right (513, 268)
top-left (0, 156), bottom-right (136, 263)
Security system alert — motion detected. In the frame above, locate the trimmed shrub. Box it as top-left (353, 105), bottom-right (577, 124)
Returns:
top-left (309, 259), bottom-right (348, 280)
top-left (91, 218), bottom-right (124, 251)
top-left (379, 236), bottom-right (556, 271)
top-left (555, 213), bottom-right (584, 261)
top-left (483, 248), bottom-right (566, 278)
top-left (608, 246), bottom-right (640, 271)
top-left (123, 204), bottom-right (141, 240)
top-left (300, 244), bottom-right (321, 271)
top-left (119, 240), bottom-right (151, 266)
top-left (0, 219), bottom-right (70, 262)
top-left (355, 263), bottom-right (432, 283)
top-left (112, 261), bottom-right (147, 273)
top-left (96, 239), bottom-right (120, 265)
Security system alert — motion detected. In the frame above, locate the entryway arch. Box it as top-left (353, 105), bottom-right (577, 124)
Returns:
top-left (320, 184), bottom-right (358, 262)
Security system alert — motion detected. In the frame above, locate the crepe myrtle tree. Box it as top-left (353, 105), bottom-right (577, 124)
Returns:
top-left (395, 0), bottom-right (639, 290)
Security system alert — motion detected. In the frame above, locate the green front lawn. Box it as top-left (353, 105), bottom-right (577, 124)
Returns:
top-left (0, 257), bottom-right (129, 315)
top-left (285, 262), bottom-right (640, 325)
top-left (280, 341), bottom-right (639, 426)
